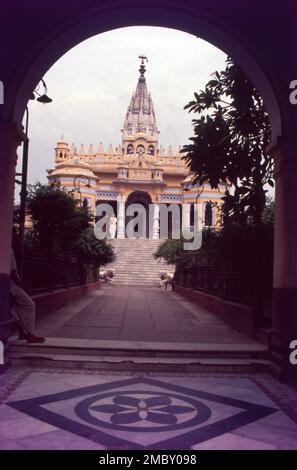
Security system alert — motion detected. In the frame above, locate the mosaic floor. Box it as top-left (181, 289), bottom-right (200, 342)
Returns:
top-left (0, 368), bottom-right (297, 450)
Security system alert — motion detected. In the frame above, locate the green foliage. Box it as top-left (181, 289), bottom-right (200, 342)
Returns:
top-left (154, 230), bottom-right (218, 269)
top-left (27, 183), bottom-right (91, 254)
top-left (261, 197), bottom-right (275, 225)
top-left (155, 200), bottom-right (274, 287)
top-left (26, 183), bottom-right (115, 280)
top-left (182, 57), bottom-right (272, 225)
top-left (154, 238), bottom-right (183, 265)
top-left (75, 227), bottom-right (115, 270)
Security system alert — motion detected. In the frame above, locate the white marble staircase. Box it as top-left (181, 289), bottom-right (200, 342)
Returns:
top-left (107, 238), bottom-right (174, 287)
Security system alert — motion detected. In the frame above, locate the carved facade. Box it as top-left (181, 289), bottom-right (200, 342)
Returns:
top-left (47, 58), bottom-right (225, 238)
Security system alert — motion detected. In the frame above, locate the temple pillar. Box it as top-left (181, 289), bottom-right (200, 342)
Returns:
top-left (268, 139), bottom-right (297, 385)
top-left (182, 202), bottom-right (191, 232)
top-left (152, 203), bottom-right (160, 239)
top-left (196, 202), bottom-right (204, 231)
top-left (117, 196), bottom-right (126, 239)
top-left (0, 122), bottom-right (24, 370)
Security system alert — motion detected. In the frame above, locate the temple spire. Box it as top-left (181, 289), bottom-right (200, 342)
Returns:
top-left (122, 56), bottom-right (158, 144)
top-left (138, 54), bottom-right (148, 79)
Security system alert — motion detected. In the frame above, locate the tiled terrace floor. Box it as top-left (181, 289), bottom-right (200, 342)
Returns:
top-left (0, 368), bottom-right (296, 450)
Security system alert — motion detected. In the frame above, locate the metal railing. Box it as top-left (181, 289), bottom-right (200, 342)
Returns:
top-left (22, 250), bottom-right (98, 293)
top-left (174, 265), bottom-right (272, 306)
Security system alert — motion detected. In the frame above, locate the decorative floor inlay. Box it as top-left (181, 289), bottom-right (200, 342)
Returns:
top-left (8, 376), bottom-right (278, 450)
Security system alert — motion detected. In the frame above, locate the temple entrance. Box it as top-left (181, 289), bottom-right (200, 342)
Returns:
top-left (126, 190), bottom-right (152, 238)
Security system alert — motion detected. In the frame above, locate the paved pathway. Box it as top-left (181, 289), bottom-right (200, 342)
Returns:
top-left (36, 286), bottom-right (258, 344)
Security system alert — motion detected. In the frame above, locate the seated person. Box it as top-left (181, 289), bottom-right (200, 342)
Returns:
top-left (10, 250), bottom-right (45, 343)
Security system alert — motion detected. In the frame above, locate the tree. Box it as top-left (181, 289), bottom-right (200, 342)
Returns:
top-left (27, 183), bottom-right (90, 255)
top-left (154, 229), bottom-right (219, 269)
top-left (26, 183), bottom-right (115, 285)
top-left (182, 57), bottom-right (272, 225)
top-left (155, 207), bottom-right (274, 309)
top-left (75, 227), bottom-right (115, 276)
top-left (154, 238), bottom-right (184, 266)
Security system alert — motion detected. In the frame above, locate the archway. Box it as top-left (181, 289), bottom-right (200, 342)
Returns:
top-left (2, 2), bottom-right (296, 384)
top-left (5, 5), bottom-right (282, 141)
top-left (126, 190), bottom-right (152, 238)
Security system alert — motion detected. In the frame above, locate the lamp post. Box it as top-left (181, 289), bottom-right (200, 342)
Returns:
top-left (205, 200), bottom-right (218, 227)
top-left (17, 79), bottom-right (52, 276)
top-left (182, 182), bottom-right (203, 230)
top-left (72, 175), bottom-right (91, 208)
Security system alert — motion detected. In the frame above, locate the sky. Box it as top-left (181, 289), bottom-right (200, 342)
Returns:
top-left (16, 26), bottom-right (228, 197)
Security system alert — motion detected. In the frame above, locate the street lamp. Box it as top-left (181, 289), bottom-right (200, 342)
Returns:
top-left (182, 181), bottom-right (204, 230)
top-left (72, 175), bottom-right (91, 207)
top-left (205, 200), bottom-right (219, 227)
top-left (30, 78), bottom-right (53, 104)
top-left (16, 78), bottom-right (53, 275)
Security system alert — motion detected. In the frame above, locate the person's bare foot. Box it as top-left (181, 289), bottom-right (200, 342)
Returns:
top-left (27, 334), bottom-right (45, 344)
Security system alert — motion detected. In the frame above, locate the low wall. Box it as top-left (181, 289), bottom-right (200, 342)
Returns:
top-left (32, 281), bottom-right (101, 319)
top-left (175, 285), bottom-right (255, 336)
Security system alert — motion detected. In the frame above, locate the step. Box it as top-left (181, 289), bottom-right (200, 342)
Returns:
top-left (113, 275), bottom-right (166, 278)
top-left (112, 276), bottom-right (160, 280)
top-left (9, 337), bottom-right (269, 359)
top-left (111, 259), bottom-right (166, 262)
top-left (110, 271), bottom-right (171, 274)
top-left (111, 270), bottom-right (165, 273)
top-left (112, 280), bottom-right (159, 283)
top-left (107, 239), bottom-right (175, 287)
top-left (110, 268), bottom-right (172, 272)
top-left (113, 264), bottom-right (169, 267)
top-left (112, 278), bottom-right (161, 280)
top-left (111, 268), bottom-right (172, 272)
top-left (113, 278), bottom-right (160, 280)
top-left (10, 353), bottom-right (270, 373)
top-left (111, 275), bottom-right (166, 278)
top-left (112, 281), bottom-right (160, 284)
top-left (112, 281), bottom-right (159, 284)
top-left (112, 276), bottom-right (161, 280)
top-left (10, 337), bottom-right (269, 373)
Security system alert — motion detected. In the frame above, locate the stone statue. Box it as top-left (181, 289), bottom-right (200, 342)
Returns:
top-left (109, 215), bottom-right (117, 239)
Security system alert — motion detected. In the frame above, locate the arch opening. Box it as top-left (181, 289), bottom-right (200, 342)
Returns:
top-left (126, 190), bottom-right (152, 238)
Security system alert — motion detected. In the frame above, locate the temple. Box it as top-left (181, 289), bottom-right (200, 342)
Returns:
top-left (47, 56), bottom-right (225, 238)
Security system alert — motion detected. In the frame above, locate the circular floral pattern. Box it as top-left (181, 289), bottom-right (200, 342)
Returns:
top-left (75, 391), bottom-right (211, 432)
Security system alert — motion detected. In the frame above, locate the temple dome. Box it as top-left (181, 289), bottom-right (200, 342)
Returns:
top-left (49, 158), bottom-right (97, 179)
